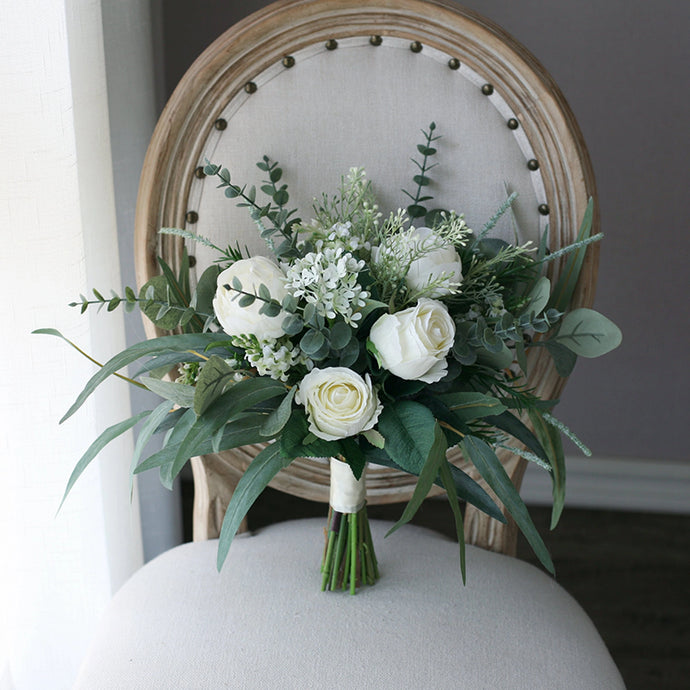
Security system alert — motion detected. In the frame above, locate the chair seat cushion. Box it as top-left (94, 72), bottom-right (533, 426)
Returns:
top-left (75, 519), bottom-right (623, 689)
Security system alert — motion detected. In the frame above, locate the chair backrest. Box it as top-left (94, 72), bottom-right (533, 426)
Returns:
top-left (134, 0), bottom-right (598, 551)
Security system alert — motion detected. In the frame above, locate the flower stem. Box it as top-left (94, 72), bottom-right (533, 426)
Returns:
top-left (320, 504), bottom-right (378, 594)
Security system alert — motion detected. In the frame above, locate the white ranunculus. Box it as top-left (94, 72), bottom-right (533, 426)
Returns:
top-left (295, 367), bottom-right (382, 441)
top-left (405, 227), bottom-right (463, 298)
top-left (213, 257), bottom-right (288, 341)
top-left (369, 298), bottom-right (455, 383)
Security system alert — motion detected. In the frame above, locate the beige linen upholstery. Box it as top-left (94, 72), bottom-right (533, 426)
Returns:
top-left (75, 519), bottom-right (623, 689)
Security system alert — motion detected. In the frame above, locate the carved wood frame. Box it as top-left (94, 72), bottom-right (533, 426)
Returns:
top-left (135, 0), bottom-right (598, 555)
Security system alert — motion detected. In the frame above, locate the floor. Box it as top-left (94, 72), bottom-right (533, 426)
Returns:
top-left (182, 482), bottom-right (690, 689)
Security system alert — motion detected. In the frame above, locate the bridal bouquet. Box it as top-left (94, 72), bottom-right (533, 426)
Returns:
top-left (38, 124), bottom-right (621, 593)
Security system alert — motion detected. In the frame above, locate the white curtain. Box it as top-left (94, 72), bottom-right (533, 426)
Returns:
top-left (0, 1), bottom-right (145, 687)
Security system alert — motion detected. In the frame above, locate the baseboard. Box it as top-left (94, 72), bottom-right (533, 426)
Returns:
top-left (521, 456), bottom-right (690, 514)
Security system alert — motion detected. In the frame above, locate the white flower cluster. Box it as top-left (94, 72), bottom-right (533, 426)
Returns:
top-left (283, 247), bottom-right (369, 325)
top-left (314, 221), bottom-right (371, 254)
top-left (231, 334), bottom-right (310, 382)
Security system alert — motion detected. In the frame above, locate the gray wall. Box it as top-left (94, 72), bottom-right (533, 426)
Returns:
top-left (154, 0), bottom-right (689, 464)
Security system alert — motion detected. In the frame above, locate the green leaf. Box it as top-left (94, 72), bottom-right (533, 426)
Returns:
top-left (135, 412), bottom-right (272, 473)
top-left (193, 355), bottom-right (237, 416)
top-left (438, 460), bottom-right (466, 584)
top-left (445, 463), bottom-right (505, 523)
top-left (138, 275), bottom-right (182, 330)
top-left (158, 407), bottom-right (197, 489)
top-left (437, 392), bottom-right (507, 421)
top-left (545, 340), bottom-right (578, 377)
top-left (339, 337), bottom-right (360, 367)
top-left (279, 409), bottom-right (342, 459)
top-left (355, 298), bottom-right (388, 322)
top-left (340, 437), bottom-right (367, 480)
top-left (177, 377), bottom-right (286, 478)
top-left (549, 197), bottom-right (593, 311)
top-left (141, 377), bottom-right (196, 408)
top-left (522, 276), bottom-right (550, 317)
top-left (476, 341), bottom-right (512, 370)
top-left (300, 329), bottom-right (326, 356)
top-left (273, 189), bottom-right (289, 206)
top-left (529, 410), bottom-right (566, 530)
top-left (363, 443), bottom-right (505, 523)
top-left (130, 400), bottom-right (173, 491)
top-left (58, 410), bottom-right (151, 511)
top-left (59, 332), bottom-right (227, 423)
top-left (260, 387), bottom-right (296, 436)
top-left (329, 321), bottom-right (352, 350)
top-left (553, 308), bottom-right (622, 357)
top-left (461, 435), bottom-right (554, 574)
top-left (484, 411), bottom-right (550, 464)
top-left (281, 313), bottom-right (304, 336)
top-left (216, 442), bottom-right (293, 569)
top-left (194, 265), bottom-right (221, 316)
top-left (386, 424), bottom-right (447, 537)
top-left (407, 204), bottom-right (427, 219)
top-left (378, 401), bottom-right (436, 475)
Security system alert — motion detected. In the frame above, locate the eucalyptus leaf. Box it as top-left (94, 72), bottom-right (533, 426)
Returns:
top-left (554, 308), bottom-right (622, 357)
top-left (135, 412), bottom-right (272, 473)
top-left (522, 276), bottom-right (551, 317)
top-left (548, 197), bottom-right (593, 311)
top-left (216, 442), bottom-right (292, 570)
top-left (158, 407), bottom-right (197, 489)
top-left (138, 275), bottom-right (181, 330)
top-left (59, 332), bottom-right (224, 423)
top-left (194, 265), bottom-right (221, 316)
top-left (529, 410), bottom-right (566, 530)
top-left (130, 401), bottom-right (173, 491)
top-left (461, 435), bottom-right (554, 574)
top-left (193, 355), bottom-right (238, 416)
top-left (438, 460), bottom-right (466, 583)
top-left (436, 392), bottom-right (507, 421)
top-left (260, 387), bottom-right (296, 436)
top-left (545, 340), bottom-right (578, 377)
top-left (141, 376), bottom-right (196, 408)
top-left (58, 410), bottom-right (151, 511)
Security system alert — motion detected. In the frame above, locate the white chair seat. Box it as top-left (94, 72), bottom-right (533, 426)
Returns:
top-left (75, 519), bottom-right (623, 689)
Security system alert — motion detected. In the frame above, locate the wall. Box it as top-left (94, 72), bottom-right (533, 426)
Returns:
top-left (152, 0), bottom-right (689, 469)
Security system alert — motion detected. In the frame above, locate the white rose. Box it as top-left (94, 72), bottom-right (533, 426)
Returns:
top-left (295, 367), bottom-right (382, 441)
top-left (369, 298), bottom-right (455, 383)
top-left (213, 256), bottom-right (288, 341)
top-left (405, 227), bottom-right (463, 298)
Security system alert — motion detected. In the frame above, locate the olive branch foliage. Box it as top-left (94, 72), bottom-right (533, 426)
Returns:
top-left (37, 123), bottom-right (621, 579)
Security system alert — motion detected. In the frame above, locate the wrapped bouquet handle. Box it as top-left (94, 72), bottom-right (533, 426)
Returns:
top-left (321, 458), bottom-right (379, 594)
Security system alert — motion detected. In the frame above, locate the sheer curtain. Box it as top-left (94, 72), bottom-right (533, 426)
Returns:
top-left (0, 1), bottom-right (155, 687)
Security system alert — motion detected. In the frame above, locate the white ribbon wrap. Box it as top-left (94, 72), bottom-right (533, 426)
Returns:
top-left (329, 458), bottom-right (366, 514)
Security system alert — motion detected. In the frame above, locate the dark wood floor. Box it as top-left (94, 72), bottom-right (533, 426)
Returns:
top-left (182, 482), bottom-right (690, 689)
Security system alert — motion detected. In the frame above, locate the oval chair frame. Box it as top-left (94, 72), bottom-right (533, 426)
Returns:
top-left (134, 0), bottom-right (598, 556)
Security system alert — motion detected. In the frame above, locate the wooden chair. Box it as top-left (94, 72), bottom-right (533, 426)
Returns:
top-left (75, 2), bottom-right (623, 686)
